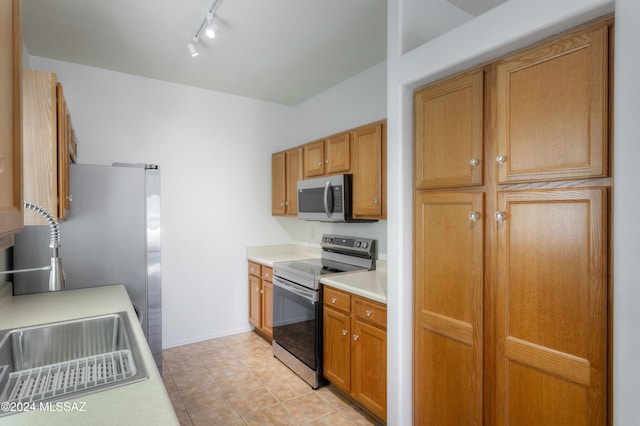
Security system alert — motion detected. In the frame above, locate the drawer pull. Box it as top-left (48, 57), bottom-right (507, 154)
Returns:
top-left (365, 309), bottom-right (373, 317)
top-left (331, 297), bottom-right (337, 303)
top-left (342, 329), bottom-right (348, 336)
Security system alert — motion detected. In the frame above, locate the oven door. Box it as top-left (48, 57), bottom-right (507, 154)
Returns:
top-left (272, 276), bottom-right (321, 371)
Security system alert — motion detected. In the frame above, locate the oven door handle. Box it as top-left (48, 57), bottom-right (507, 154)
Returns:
top-left (272, 276), bottom-right (319, 303)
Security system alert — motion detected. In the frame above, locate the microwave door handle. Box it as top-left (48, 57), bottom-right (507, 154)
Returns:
top-left (323, 180), bottom-right (331, 218)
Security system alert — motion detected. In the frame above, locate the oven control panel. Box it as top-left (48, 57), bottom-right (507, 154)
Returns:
top-left (321, 234), bottom-right (376, 257)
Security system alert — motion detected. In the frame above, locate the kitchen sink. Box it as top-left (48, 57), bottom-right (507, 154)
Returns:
top-left (0, 311), bottom-right (148, 415)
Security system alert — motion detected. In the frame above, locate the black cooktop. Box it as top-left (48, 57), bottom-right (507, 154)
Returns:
top-left (277, 258), bottom-right (366, 277)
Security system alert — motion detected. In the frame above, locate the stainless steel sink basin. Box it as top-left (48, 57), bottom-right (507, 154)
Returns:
top-left (0, 311), bottom-right (148, 415)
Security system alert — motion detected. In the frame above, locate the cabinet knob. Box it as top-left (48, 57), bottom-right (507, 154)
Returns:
top-left (365, 309), bottom-right (373, 317)
top-left (470, 158), bottom-right (480, 167)
top-left (318, 161), bottom-right (322, 166)
top-left (255, 287), bottom-right (260, 291)
top-left (353, 335), bottom-right (359, 341)
top-left (373, 198), bottom-right (379, 204)
top-left (280, 202), bottom-right (284, 206)
top-left (496, 155), bottom-right (506, 164)
top-left (66, 195), bottom-right (73, 202)
top-left (468, 211), bottom-right (480, 221)
top-left (260, 289), bottom-right (264, 294)
top-left (325, 160), bottom-right (329, 164)
top-left (342, 329), bottom-right (348, 336)
top-left (494, 211), bottom-right (506, 221)
top-left (285, 201), bottom-right (288, 205)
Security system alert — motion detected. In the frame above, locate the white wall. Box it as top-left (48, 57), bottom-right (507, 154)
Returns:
top-left (611, 0), bottom-right (640, 423)
top-left (27, 55), bottom-right (388, 347)
top-left (386, 0), bottom-right (637, 424)
top-left (278, 61), bottom-right (389, 251)
top-left (29, 57), bottom-right (296, 346)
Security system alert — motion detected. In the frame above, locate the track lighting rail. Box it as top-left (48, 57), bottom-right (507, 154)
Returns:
top-left (187, 0), bottom-right (223, 57)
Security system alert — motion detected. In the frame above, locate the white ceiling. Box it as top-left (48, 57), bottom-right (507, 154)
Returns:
top-left (22, 0), bottom-right (506, 106)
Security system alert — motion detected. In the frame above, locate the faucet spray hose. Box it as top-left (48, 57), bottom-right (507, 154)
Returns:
top-left (24, 202), bottom-right (61, 249)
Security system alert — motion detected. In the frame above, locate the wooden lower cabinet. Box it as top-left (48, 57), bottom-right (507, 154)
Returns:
top-left (248, 261), bottom-right (273, 339)
top-left (261, 267), bottom-right (273, 338)
top-left (323, 286), bottom-right (386, 421)
top-left (248, 268), bottom-right (262, 329)
top-left (323, 306), bottom-right (351, 390)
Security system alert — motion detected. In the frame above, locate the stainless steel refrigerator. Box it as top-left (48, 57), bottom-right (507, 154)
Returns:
top-left (13, 163), bottom-right (162, 370)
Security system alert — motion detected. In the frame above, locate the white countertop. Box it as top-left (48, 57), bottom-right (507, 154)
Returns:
top-left (246, 244), bottom-right (321, 267)
top-left (247, 244), bottom-right (387, 304)
top-left (0, 284), bottom-right (178, 425)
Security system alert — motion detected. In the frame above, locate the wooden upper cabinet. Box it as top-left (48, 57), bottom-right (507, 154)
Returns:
top-left (495, 188), bottom-right (608, 425)
top-left (0, 0), bottom-right (23, 250)
top-left (272, 148), bottom-right (303, 216)
top-left (495, 23), bottom-right (609, 183)
top-left (303, 132), bottom-right (350, 178)
top-left (325, 132), bottom-right (350, 174)
top-left (22, 69), bottom-right (77, 224)
top-left (415, 70), bottom-right (484, 189)
top-left (303, 140), bottom-right (324, 177)
top-left (352, 121), bottom-right (386, 219)
top-left (271, 151), bottom-right (286, 215)
top-left (0, 0), bottom-right (23, 248)
top-left (285, 147), bottom-right (303, 215)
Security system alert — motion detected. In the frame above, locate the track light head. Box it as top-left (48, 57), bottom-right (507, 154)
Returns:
top-left (205, 12), bottom-right (218, 39)
top-left (188, 0), bottom-right (222, 58)
top-left (187, 36), bottom-right (199, 57)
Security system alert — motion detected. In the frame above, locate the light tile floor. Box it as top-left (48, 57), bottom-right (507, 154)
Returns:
top-left (162, 331), bottom-right (382, 426)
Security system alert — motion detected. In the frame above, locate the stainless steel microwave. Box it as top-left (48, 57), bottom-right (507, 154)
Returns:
top-left (297, 174), bottom-right (375, 222)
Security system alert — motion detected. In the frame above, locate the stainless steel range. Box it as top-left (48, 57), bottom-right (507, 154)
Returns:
top-left (272, 234), bottom-right (377, 389)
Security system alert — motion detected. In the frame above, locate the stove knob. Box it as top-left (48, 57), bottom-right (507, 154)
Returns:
top-left (327, 237), bottom-right (333, 243)
top-left (355, 241), bottom-right (361, 248)
top-left (362, 242), bottom-right (368, 249)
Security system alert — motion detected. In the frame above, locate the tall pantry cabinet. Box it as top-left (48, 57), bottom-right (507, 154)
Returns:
top-left (413, 17), bottom-right (612, 425)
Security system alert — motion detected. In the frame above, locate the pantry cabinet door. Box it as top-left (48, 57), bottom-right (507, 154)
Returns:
top-left (495, 25), bottom-right (609, 183)
top-left (415, 70), bottom-right (484, 189)
top-left (414, 191), bottom-right (484, 425)
top-left (495, 188), bottom-right (607, 425)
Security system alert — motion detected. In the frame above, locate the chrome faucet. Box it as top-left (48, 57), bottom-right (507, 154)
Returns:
top-left (0, 202), bottom-right (66, 291)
